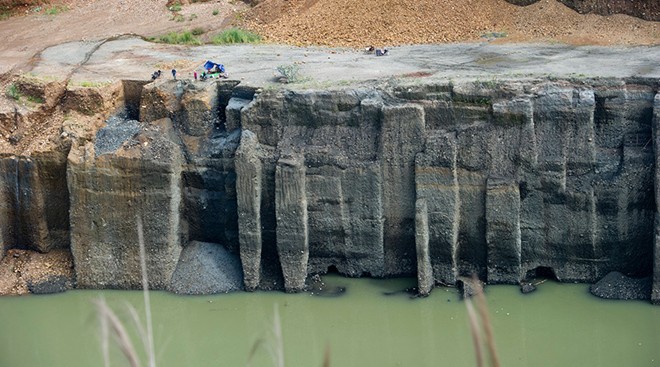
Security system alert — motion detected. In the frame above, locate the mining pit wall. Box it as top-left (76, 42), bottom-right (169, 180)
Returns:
top-left (1, 77), bottom-right (659, 301)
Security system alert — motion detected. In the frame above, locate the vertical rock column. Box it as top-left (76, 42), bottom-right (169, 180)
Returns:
top-left (275, 153), bottom-right (308, 292)
top-left (528, 86), bottom-right (598, 280)
top-left (67, 125), bottom-right (184, 290)
top-left (652, 93), bottom-right (660, 304)
top-left (381, 104), bottom-right (425, 275)
top-left (415, 133), bottom-right (460, 292)
top-left (486, 179), bottom-right (521, 283)
top-left (235, 130), bottom-right (263, 291)
top-left (0, 153), bottom-right (69, 255)
top-left (486, 98), bottom-right (533, 283)
top-left (0, 157), bottom-right (17, 259)
top-left (415, 198), bottom-right (433, 295)
top-left (15, 158), bottom-right (49, 251)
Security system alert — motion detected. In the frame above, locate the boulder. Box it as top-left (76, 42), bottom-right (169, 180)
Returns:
top-left (27, 275), bottom-right (74, 294)
top-left (590, 271), bottom-right (651, 301)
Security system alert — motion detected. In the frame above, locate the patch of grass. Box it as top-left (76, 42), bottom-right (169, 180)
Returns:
top-left (157, 31), bottom-right (203, 45)
top-left (212, 9), bottom-right (219, 15)
top-left (191, 27), bottom-right (205, 36)
top-left (171, 13), bottom-right (185, 22)
top-left (27, 95), bottom-right (44, 104)
top-left (212, 28), bottom-right (261, 44)
top-left (76, 80), bottom-right (111, 88)
top-left (473, 77), bottom-right (501, 89)
top-left (276, 64), bottom-right (301, 83)
top-left (168, 2), bottom-right (182, 12)
top-left (480, 31), bottom-right (508, 42)
top-left (0, 6), bottom-right (11, 20)
top-left (45, 5), bottom-right (68, 15)
top-left (6, 84), bottom-right (20, 100)
top-left (188, 13), bottom-right (197, 21)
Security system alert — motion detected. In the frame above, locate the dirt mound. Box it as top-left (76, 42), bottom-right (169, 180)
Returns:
top-left (245, 0), bottom-right (659, 47)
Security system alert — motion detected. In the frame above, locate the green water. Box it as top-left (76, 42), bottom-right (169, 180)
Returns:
top-left (0, 276), bottom-right (658, 367)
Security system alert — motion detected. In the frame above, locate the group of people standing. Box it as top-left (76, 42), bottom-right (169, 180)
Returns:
top-left (150, 69), bottom-right (178, 80)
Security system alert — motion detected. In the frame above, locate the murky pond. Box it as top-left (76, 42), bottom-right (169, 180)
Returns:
top-left (0, 276), bottom-right (658, 367)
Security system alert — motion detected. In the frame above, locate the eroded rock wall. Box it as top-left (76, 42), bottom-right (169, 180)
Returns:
top-left (2, 76), bottom-right (658, 300)
top-left (233, 79), bottom-right (658, 294)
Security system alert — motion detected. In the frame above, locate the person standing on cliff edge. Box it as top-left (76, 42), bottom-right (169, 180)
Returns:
top-left (172, 69), bottom-right (177, 80)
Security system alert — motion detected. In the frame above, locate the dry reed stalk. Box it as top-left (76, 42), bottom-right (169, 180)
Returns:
top-left (245, 338), bottom-right (266, 367)
top-left (465, 298), bottom-right (484, 367)
top-left (137, 216), bottom-right (157, 367)
top-left (94, 216), bottom-right (157, 367)
top-left (245, 304), bottom-right (286, 367)
top-left (99, 299), bottom-right (110, 367)
top-left (464, 276), bottom-right (501, 367)
top-left (322, 343), bottom-right (331, 367)
top-left (272, 304), bottom-right (285, 367)
top-left (474, 282), bottom-right (500, 367)
top-left (94, 297), bottom-right (142, 367)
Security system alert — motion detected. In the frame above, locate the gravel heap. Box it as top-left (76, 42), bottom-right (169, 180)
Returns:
top-left (169, 241), bottom-right (244, 295)
top-left (94, 112), bottom-right (142, 156)
top-left (245, 0), bottom-right (660, 47)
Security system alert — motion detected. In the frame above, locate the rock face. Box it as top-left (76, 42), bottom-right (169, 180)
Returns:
top-left (232, 78), bottom-right (657, 297)
top-left (67, 117), bottom-right (185, 289)
top-left (0, 152), bottom-right (70, 254)
top-left (1, 76), bottom-right (659, 300)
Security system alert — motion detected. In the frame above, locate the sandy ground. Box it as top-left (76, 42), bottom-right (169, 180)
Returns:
top-left (37, 39), bottom-right (660, 88)
top-left (246, 0), bottom-right (659, 47)
top-left (0, 248), bottom-right (74, 295)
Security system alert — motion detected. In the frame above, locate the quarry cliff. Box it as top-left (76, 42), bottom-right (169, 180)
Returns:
top-left (0, 41), bottom-right (659, 303)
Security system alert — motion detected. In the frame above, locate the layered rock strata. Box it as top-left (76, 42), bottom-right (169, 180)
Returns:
top-left (0, 76), bottom-right (658, 301)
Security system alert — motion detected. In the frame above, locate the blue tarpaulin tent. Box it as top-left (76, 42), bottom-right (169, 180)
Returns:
top-left (203, 60), bottom-right (225, 73)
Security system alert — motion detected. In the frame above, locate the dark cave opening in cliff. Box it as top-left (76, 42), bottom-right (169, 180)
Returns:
top-left (326, 265), bottom-right (340, 274)
top-left (121, 80), bottom-right (150, 121)
top-left (528, 266), bottom-right (559, 281)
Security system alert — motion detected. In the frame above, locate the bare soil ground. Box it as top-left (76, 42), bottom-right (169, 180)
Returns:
top-left (0, 0), bottom-right (657, 76)
top-left (0, 0), bottom-right (246, 74)
top-left (246, 0), bottom-right (659, 47)
top-left (0, 248), bottom-right (74, 295)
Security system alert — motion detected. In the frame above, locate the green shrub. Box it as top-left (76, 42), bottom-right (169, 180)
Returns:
top-left (191, 27), bottom-right (205, 36)
top-left (169, 2), bottom-right (182, 11)
top-left (212, 28), bottom-right (261, 44)
top-left (276, 64), bottom-right (300, 83)
top-left (212, 9), bottom-right (219, 15)
top-left (157, 31), bottom-right (202, 45)
top-left (45, 5), bottom-right (67, 15)
top-left (77, 81), bottom-right (110, 88)
top-left (6, 84), bottom-right (20, 100)
top-left (27, 95), bottom-right (44, 104)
